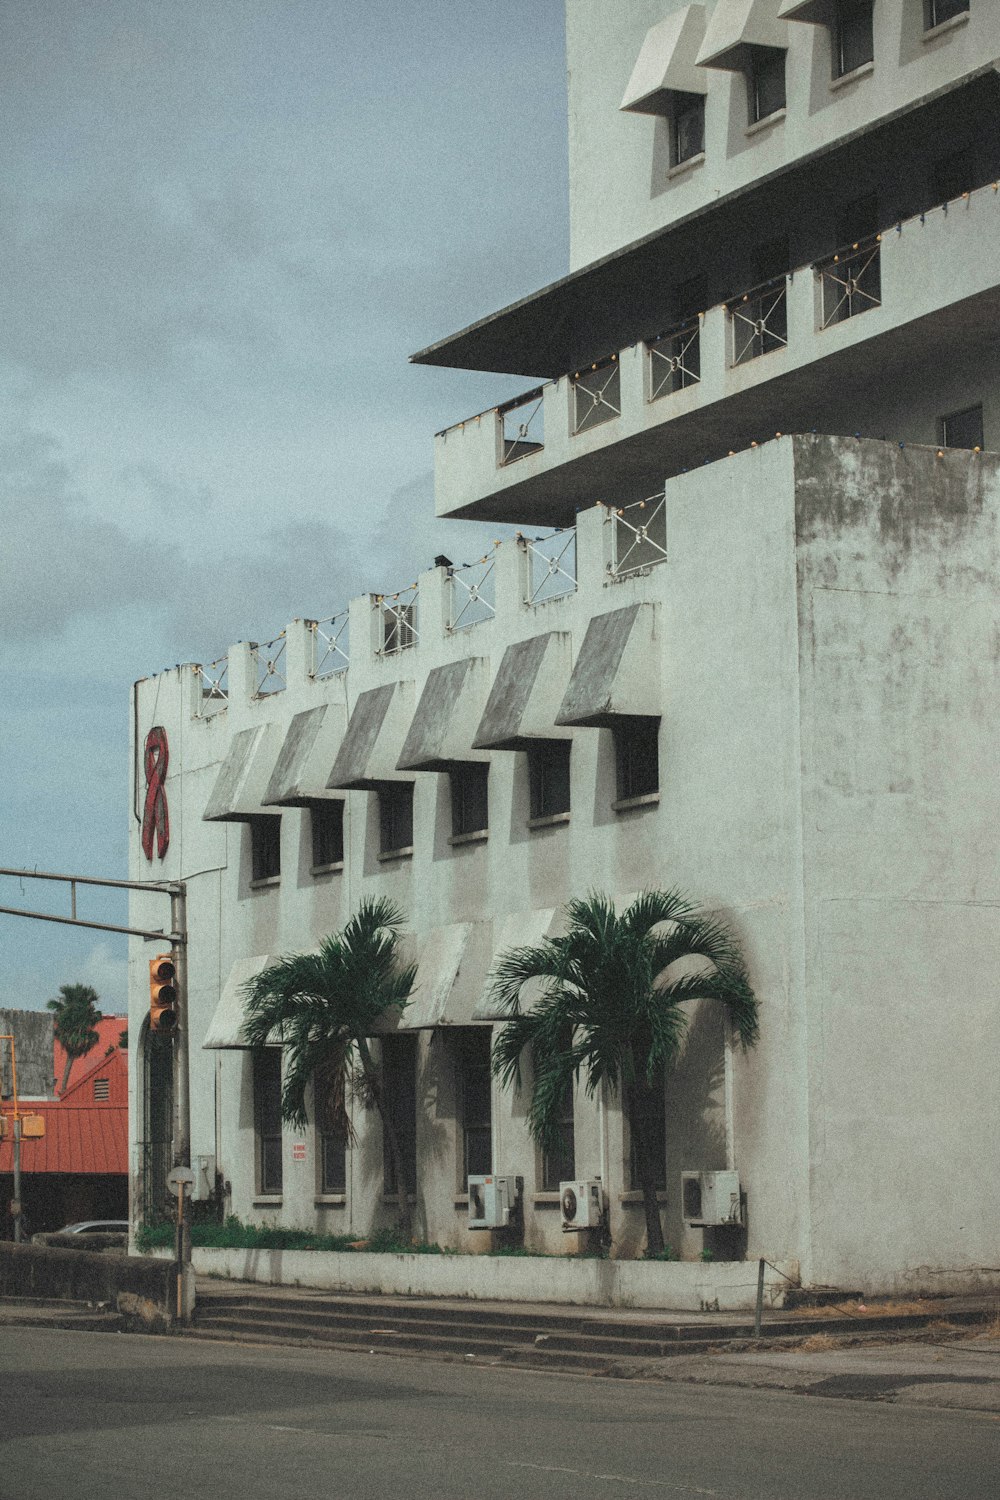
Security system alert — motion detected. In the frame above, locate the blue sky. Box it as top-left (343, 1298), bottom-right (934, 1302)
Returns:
top-left (0, 0), bottom-right (569, 1011)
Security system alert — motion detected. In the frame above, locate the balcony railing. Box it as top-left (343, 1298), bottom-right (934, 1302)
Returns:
top-left (498, 387), bottom-right (545, 465)
top-left (728, 275), bottom-right (788, 366)
top-left (195, 656), bottom-right (229, 716)
top-left (251, 633), bottom-right (287, 697)
top-left (647, 318), bottom-right (701, 400)
top-left (816, 235), bottom-right (882, 329)
top-left (377, 585), bottom-right (419, 655)
top-left (310, 611), bottom-right (350, 678)
top-left (572, 354), bottom-right (621, 434)
top-left (520, 528), bottom-right (577, 606)
top-left (447, 554), bottom-right (496, 631)
top-left (607, 491), bottom-right (667, 577)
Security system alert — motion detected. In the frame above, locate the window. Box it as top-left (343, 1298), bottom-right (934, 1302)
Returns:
top-left (933, 146), bottom-right (975, 204)
top-left (457, 1029), bottom-right (492, 1182)
top-left (450, 763), bottom-right (489, 839)
top-left (628, 1067), bottom-right (667, 1192)
top-left (381, 1034), bottom-right (417, 1196)
top-left (383, 602), bottom-right (417, 654)
top-left (926, 0), bottom-right (969, 29)
top-left (310, 801), bottom-right (344, 868)
top-left (528, 741), bottom-right (571, 821)
top-left (540, 1037), bottom-right (575, 1192)
top-left (250, 817), bottom-right (281, 882)
top-left (942, 405), bottom-right (984, 450)
top-left (253, 1049), bottom-right (283, 1196)
top-left (315, 1065), bottom-right (346, 1195)
top-left (834, 0), bottom-right (874, 77)
top-left (614, 718), bottom-right (660, 804)
top-left (671, 93), bottom-right (704, 166)
top-left (378, 783), bottom-right (413, 855)
top-left (748, 49), bottom-right (785, 124)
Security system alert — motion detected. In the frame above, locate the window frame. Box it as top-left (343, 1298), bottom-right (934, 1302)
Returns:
top-left (310, 800), bottom-right (344, 871)
top-left (613, 718), bottom-right (660, 806)
top-left (925, 0), bottom-right (969, 31)
top-left (253, 1048), bottom-right (283, 1197)
top-left (941, 404), bottom-right (984, 450)
top-left (378, 782), bottom-right (414, 857)
top-left (748, 48), bottom-right (786, 125)
top-left (833, 0), bottom-right (874, 79)
top-left (250, 816), bottom-right (281, 883)
top-left (314, 1065), bottom-right (347, 1197)
top-left (456, 1028), bottom-right (493, 1186)
top-left (670, 92), bottom-right (705, 168)
top-left (449, 762), bottom-right (489, 841)
top-left (381, 1033), bottom-right (417, 1198)
top-left (527, 740), bottom-right (571, 824)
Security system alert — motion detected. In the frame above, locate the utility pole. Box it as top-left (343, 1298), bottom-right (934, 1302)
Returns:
top-left (1, 1035), bottom-right (45, 1243)
top-left (0, 866), bottom-right (191, 1312)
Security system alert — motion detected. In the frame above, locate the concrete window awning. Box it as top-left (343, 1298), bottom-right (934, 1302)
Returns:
top-left (263, 704), bottom-right (346, 807)
top-left (396, 658), bottom-right (493, 772)
top-left (555, 604), bottom-right (660, 729)
top-left (327, 681), bottom-right (415, 790)
top-left (202, 724), bottom-right (284, 823)
top-left (696, 0), bottom-right (788, 70)
top-left (776, 0), bottom-right (833, 22)
top-left (202, 955), bottom-right (280, 1049)
top-left (620, 5), bottom-right (708, 116)
top-left (473, 907), bottom-right (568, 1021)
top-left (398, 922), bottom-right (494, 1030)
top-left (472, 633), bottom-right (574, 751)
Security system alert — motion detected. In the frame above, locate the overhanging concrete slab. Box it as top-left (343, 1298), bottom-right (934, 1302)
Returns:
top-left (472, 634), bottom-right (574, 751)
top-left (556, 604), bottom-right (661, 727)
top-left (203, 725), bottom-right (283, 823)
top-left (397, 658), bottom-right (493, 771)
top-left (327, 682), bottom-right (415, 790)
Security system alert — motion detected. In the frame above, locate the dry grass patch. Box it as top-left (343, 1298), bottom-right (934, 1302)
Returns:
top-left (799, 1332), bottom-right (842, 1353)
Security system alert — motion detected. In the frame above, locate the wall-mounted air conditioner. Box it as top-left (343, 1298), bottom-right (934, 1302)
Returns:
top-left (560, 1179), bottom-right (604, 1231)
top-left (681, 1170), bottom-right (743, 1227)
top-left (468, 1174), bottom-right (521, 1229)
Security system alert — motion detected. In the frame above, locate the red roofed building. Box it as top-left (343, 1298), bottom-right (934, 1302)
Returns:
top-left (53, 1014), bottom-right (128, 1097)
top-left (1, 1039), bottom-right (127, 1239)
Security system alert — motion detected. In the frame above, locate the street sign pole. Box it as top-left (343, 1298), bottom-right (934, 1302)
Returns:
top-left (12, 1117), bottom-right (22, 1244)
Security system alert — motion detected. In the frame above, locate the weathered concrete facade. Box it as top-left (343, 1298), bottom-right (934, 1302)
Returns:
top-left (129, 1), bottom-right (1000, 1297)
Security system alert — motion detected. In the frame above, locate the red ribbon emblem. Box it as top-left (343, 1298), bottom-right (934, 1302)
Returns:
top-left (141, 726), bottom-right (170, 861)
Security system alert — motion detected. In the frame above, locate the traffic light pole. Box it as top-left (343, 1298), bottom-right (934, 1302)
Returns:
top-left (0, 866), bottom-right (192, 1314)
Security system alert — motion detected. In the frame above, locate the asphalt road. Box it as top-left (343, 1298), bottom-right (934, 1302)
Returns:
top-left (0, 1328), bottom-right (996, 1500)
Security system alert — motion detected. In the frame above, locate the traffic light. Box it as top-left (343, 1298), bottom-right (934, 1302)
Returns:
top-left (149, 954), bottom-right (178, 1034)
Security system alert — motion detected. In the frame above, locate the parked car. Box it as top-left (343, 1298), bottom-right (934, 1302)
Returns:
top-left (32, 1220), bottom-right (128, 1243)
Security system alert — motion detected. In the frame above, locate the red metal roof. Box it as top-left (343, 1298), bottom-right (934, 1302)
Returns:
top-left (54, 1015), bottom-right (127, 1096)
top-left (0, 1102), bottom-right (126, 1175)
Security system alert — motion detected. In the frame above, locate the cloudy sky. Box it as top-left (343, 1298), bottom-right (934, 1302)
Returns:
top-left (0, 0), bottom-right (568, 1012)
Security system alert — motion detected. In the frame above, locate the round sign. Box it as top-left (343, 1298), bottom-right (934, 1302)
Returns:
top-left (166, 1167), bottom-right (196, 1192)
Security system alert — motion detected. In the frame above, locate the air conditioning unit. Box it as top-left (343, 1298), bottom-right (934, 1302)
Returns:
top-left (468, 1174), bottom-right (521, 1229)
top-left (560, 1179), bottom-right (604, 1231)
top-left (681, 1170), bottom-right (743, 1227)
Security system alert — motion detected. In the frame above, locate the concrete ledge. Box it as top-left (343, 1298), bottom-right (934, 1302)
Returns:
top-left (183, 1247), bottom-right (794, 1311)
top-left (0, 1240), bottom-right (175, 1327)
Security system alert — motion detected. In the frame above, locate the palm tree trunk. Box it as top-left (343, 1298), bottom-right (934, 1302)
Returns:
top-left (60, 1051), bottom-right (75, 1095)
top-left (626, 1082), bottom-right (665, 1257)
top-left (357, 1037), bottom-right (413, 1243)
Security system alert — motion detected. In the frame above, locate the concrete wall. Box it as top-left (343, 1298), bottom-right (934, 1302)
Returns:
top-left (0, 1009), bottom-right (55, 1099)
top-left (565, 0), bottom-right (998, 269)
top-left (792, 435), bottom-right (1000, 1293)
top-left (0, 1239), bottom-right (173, 1315)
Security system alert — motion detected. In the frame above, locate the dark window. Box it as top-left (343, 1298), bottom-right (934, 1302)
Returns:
top-left (926, 0), bottom-right (969, 28)
top-left (528, 741), bottom-right (571, 821)
top-left (315, 1065), bottom-right (346, 1195)
top-left (628, 1067), bottom-right (667, 1192)
top-left (457, 1029), bottom-right (492, 1182)
top-left (383, 603), bottom-right (417, 653)
top-left (942, 405), bottom-right (984, 450)
top-left (450, 763), bottom-right (489, 838)
top-left (834, 0), bottom-right (874, 77)
top-left (378, 783), bottom-right (414, 854)
top-left (311, 801), bottom-right (344, 868)
top-left (614, 718), bottom-right (660, 803)
top-left (671, 93), bottom-right (704, 166)
top-left (540, 1038), bottom-right (575, 1191)
top-left (381, 1034), bottom-right (417, 1195)
top-left (933, 146), bottom-right (975, 203)
top-left (254, 1049), bottom-right (283, 1195)
top-left (250, 817), bottom-right (281, 882)
top-left (748, 48), bottom-right (785, 123)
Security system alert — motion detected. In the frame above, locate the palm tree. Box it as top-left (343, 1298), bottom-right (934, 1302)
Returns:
top-left (490, 890), bottom-right (759, 1257)
top-left (47, 983), bottom-right (102, 1094)
top-left (240, 897), bottom-right (418, 1241)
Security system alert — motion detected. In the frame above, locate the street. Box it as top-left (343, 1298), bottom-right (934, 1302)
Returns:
top-left (0, 1327), bottom-right (996, 1500)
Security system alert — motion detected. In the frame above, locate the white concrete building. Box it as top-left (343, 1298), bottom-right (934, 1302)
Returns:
top-left (129, 0), bottom-right (1000, 1295)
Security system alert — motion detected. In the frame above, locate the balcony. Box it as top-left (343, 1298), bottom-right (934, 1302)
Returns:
top-left (433, 183), bottom-right (1000, 527)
